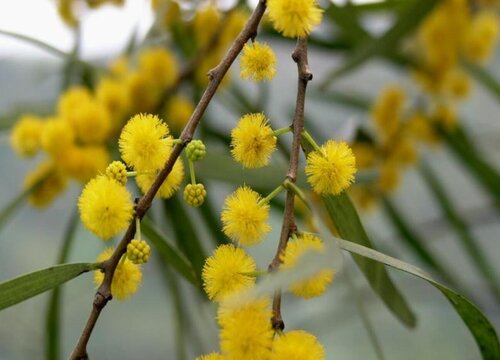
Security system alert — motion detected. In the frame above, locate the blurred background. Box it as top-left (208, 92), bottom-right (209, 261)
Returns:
top-left (0, 0), bottom-right (499, 359)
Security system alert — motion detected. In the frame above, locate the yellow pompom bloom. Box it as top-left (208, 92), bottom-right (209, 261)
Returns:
top-left (119, 113), bottom-right (172, 171)
top-left (272, 330), bottom-right (325, 360)
top-left (240, 42), bottom-right (277, 81)
top-left (281, 233), bottom-right (334, 299)
top-left (407, 112), bottom-right (439, 145)
top-left (231, 113), bottom-right (277, 168)
top-left (41, 118), bottom-right (75, 159)
top-left (434, 103), bottom-right (457, 130)
top-left (64, 99), bottom-right (111, 144)
top-left (10, 115), bottom-right (44, 158)
top-left (390, 138), bottom-right (418, 166)
top-left (164, 95), bottom-right (194, 132)
top-left (94, 248), bottom-right (142, 300)
top-left (95, 77), bottom-right (131, 127)
top-left (193, 5), bottom-right (221, 48)
top-left (305, 140), bottom-right (357, 196)
top-left (57, 0), bottom-right (78, 26)
top-left (202, 244), bottom-right (256, 302)
top-left (58, 87), bottom-right (93, 117)
top-left (221, 186), bottom-right (271, 246)
top-left (60, 145), bottom-right (110, 183)
top-left (196, 353), bottom-right (225, 360)
top-left (135, 158), bottom-right (184, 198)
top-left (109, 56), bottom-right (129, 78)
top-left (267, 0), bottom-right (323, 38)
top-left (442, 69), bottom-right (471, 99)
top-left (138, 47), bottom-right (178, 88)
top-left (24, 161), bottom-right (68, 208)
top-left (377, 160), bottom-right (400, 193)
top-left (125, 71), bottom-right (163, 113)
top-left (463, 11), bottom-right (498, 63)
top-left (218, 299), bottom-right (273, 360)
top-left (78, 175), bottom-right (133, 240)
top-left (371, 86), bottom-right (405, 140)
top-left (350, 142), bottom-right (377, 170)
top-left (220, 9), bottom-right (248, 48)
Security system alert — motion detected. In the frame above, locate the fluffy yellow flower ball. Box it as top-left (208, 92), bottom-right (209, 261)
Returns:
top-left (24, 161), bottom-right (68, 208)
top-left (95, 77), bottom-right (131, 127)
top-left (78, 175), bottom-right (133, 240)
top-left (164, 95), bottom-right (194, 132)
top-left (10, 115), bottom-right (44, 158)
top-left (305, 140), bottom-right (357, 196)
top-left (202, 244), bottom-right (256, 302)
top-left (119, 113), bottom-right (172, 171)
top-left (59, 145), bottom-right (110, 183)
top-left (240, 41), bottom-right (277, 81)
top-left (371, 86), bottom-right (405, 140)
top-left (272, 330), bottom-right (325, 360)
top-left (231, 113), bottom-right (277, 168)
top-left (135, 159), bottom-right (184, 198)
top-left (221, 186), bottom-right (271, 245)
top-left (94, 248), bottom-right (142, 301)
top-left (281, 233), bottom-right (334, 299)
top-left (64, 99), bottom-right (112, 144)
top-left (138, 47), bottom-right (178, 88)
top-left (463, 11), bottom-right (499, 63)
top-left (267, 0), bottom-right (323, 38)
top-left (196, 354), bottom-right (225, 360)
top-left (40, 118), bottom-right (75, 159)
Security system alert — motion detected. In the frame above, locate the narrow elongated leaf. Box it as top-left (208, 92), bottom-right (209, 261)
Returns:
top-left (420, 162), bottom-right (500, 301)
top-left (337, 239), bottom-right (500, 360)
top-left (319, 0), bottom-right (438, 88)
top-left (45, 209), bottom-right (79, 360)
top-left (463, 61), bottom-right (500, 101)
top-left (142, 218), bottom-right (198, 286)
top-left (196, 185), bottom-right (228, 247)
top-left (322, 192), bottom-right (416, 327)
top-left (0, 263), bottom-right (96, 311)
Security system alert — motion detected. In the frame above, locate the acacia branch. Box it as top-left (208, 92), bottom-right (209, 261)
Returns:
top-left (69, 2), bottom-right (267, 358)
top-left (268, 37), bottom-right (312, 331)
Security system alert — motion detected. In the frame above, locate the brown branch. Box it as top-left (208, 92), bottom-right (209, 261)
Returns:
top-left (268, 37), bottom-right (312, 331)
top-left (68, 2), bottom-right (267, 359)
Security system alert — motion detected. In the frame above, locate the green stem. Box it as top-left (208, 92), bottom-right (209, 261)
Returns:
top-left (135, 217), bottom-right (141, 241)
top-left (302, 129), bottom-right (322, 152)
top-left (240, 270), bottom-right (268, 277)
top-left (273, 127), bottom-right (292, 137)
top-left (283, 180), bottom-right (311, 210)
top-left (127, 170), bottom-right (156, 177)
top-left (172, 138), bottom-right (183, 145)
top-left (188, 159), bottom-right (196, 185)
top-left (259, 184), bottom-right (284, 205)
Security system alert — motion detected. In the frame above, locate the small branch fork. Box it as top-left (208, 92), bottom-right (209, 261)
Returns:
top-left (69, 1), bottom-right (267, 358)
top-left (268, 37), bottom-right (312, 331)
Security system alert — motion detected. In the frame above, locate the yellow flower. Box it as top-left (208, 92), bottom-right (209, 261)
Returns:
top-left (135, 158), bottom-right (184, 198)
top-left (196, 354), bottom-right (225, 360)
top-left (202, 244), bottom-right (256, 302)
top-left (272, 330), bottom-right (325, 360)
top-left (442, 68), bottom-right (471, 99)
top-left (95, 77), bottom-right (131, 128)
top-left (40, 118), bottom-right (75, 159)
top-left (78, 175), bottom-right (133, 240)
top-left (463, 11), bottom-right (498, 63)
top-left (267, 0), bottom-right (323, 38)
top-left (57, 0), bottom-right (78, 26)
top-left (350, 142), bottom-right (377, 170)
top-left (434, 103), bottom-right (457, 130)
top-left (218, 299), bottom-right (273, 360)
top-left (371, 86), bottom-right (405, 140)
top-left (377, 160), bottom-right (400, 193)
top-left (231, 113), bottom-right (277, 168)
top-left (59, 145), bottom-right (110, 183)
top-left (64, 99), bottom-right (111, 144)
top-left (138, 47), bottom-right (178, 88)
top-left (125, 71), bottom-right (163, 113)
top-left (24, 161), bottom-right (68, 208)
top-left (193, 5), bottom-right (221, 48)
top-left (164, 95), bottom-right (194, 132)
top-left (119, 113), bottom-right (172, 171)
top-left (305, 140), bottom-right (357, 196)
top-left (221, 186), bottom-right (271, 246)
top-left (58, 87), bottom-right (93, 118)
top-left (240, 42), bottom-right (277, 81)
top-left (407, 112), bottom-right (439, 145)
top-left (390, 138), bottom-right (418, 166)
top-left (94, 248), bottom-right (142, 300)
top-left (220, 10), bottom-right (248, 48)
top-left (281, 233), bottom-right (334, 299)
top-left (10, 115), bottom-right (44, 158)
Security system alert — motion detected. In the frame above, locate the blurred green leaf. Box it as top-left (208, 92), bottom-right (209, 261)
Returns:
top-left (0, 188), bottom-right (29, 233)
top-left (308, 89), bottom-right (371, 111)
top-left (0, 263), bottom-right (96, 311)
top-left (142, 218), bottom-right (199, 286)
top-left (337, 239), bottom-right (500, 360)
top-left (420, 161), bottom-right (500, 302)
top-left (463, 61), bottom-right (500, 101)
top-left (45, 209), bottom-right (79, 360)
top-left (322, 192), bottom-right (416, 327)
top-left (319, 0), bottom-right (438, 89)
top-left (196, 185), bottom-right (228, 247)
top-left (381, 196), bottom-right (461, 290)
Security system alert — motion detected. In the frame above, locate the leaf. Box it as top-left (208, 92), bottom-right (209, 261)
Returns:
top-left (319, 0), bottom-right (438, 89)
top-left (141, 217), bottom-right (199, 286)
top-left (420, 161), bottom-right (500, 302)
top-left (0, 263), bottom-right (96, 311)
top-left (337, 239), bottom-right (500, 360)
top-left (196, 185), bottom-right (229, 247)
top-left (45, 209), bottom-right (79, 360)
top-left (462, 61), bottom-right (500, 101)
top-left (321, 192), bottom-right (416, 327)
top-left (0, 187), bottom-right (30, 233)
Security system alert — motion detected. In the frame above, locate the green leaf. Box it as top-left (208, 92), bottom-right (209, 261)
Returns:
top-left (0, 263), bottom-right (96, 311)
top-left (45, 209), bottom-right (79, 360)
top-left (142, 218), bottom-right (199, 286)
top-left (337, 239), bottom-right (500, 360)
top-left (196, 185), bottom-right (229, 247)
top-left (462, 61), bottom-right (500, 101)
top-left (420, 161), bottom-right (500, 302)
top-left (0, 188), bottom-right (29, 233)
top-left (319, 0), bottom-right (438, 89)
top-left (381, 196), bottom-right (461, 290)
top-left (321, 192), bottom-right (416, 327)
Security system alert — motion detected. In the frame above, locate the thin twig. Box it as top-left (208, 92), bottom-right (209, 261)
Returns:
top-left (68, 1), bottom-right (267, 359)
top-left (268, 37), bottom-right (312, 331)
